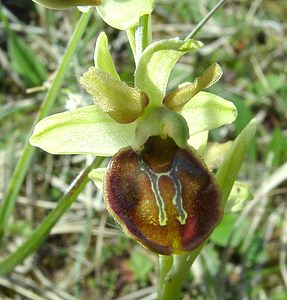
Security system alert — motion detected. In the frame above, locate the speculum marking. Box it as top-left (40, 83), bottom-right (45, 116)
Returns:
top-left (137, 154), bottom-right (187, 226)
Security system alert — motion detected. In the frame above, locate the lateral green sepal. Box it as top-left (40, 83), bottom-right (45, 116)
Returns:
top-left (179, 91), bottom-right (238, 136)
top-left (29, 105), bottom-right (137, 156)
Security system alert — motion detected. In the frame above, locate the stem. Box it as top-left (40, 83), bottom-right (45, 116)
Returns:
top-left (157, 249), bottom-right (201, 300)
top-left (126, 26), bottom-right (137, 62)
top-left (0, 10), bottom-right (92, 241)
top-left (0, 157), bottom-right (103, 276)
top-left (135, 14), bottom-right (152, 65)
top-left (185, 0), bottom-right (227, 40)
top-left (159, 255), bottom-right (173, 289)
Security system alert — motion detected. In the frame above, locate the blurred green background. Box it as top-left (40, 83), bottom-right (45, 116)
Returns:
top-left (0, 0), bottom-right (287, 299)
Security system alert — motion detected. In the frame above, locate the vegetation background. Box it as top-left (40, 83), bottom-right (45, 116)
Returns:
top-left (0, 0), bottom-right (287, 299)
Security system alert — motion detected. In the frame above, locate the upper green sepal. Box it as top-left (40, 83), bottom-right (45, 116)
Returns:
top-left (135, 38), bottom-right (204, 106)
top-left (33, 0), bottom-right (101, 9)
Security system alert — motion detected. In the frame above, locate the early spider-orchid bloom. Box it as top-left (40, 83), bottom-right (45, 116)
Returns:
top-left (30, 32), bottom-right (255, 255)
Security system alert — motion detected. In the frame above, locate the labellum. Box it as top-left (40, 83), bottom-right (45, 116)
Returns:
top-left (104, 136), bottom-right (222, 255)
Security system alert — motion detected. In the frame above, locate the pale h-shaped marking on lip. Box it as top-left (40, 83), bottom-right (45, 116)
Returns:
top-left (137, 154), bottom-right (187, 226)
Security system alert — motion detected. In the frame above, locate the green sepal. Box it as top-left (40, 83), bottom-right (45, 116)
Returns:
top-left (80, 67), bottom-right (148, 123)
top-left (225, 181), bottom-right (253, 213)
top-left (97, 0), bottom-right (154, 30)
top-left (33, 0), bottom-right (101, 10)
top-left (133, 107), bottom-right (189, 150)
top-left (164, 63), bottom-right (223, 111)
top-left (94, 32), bottom-right (120, 80)
top-left (29, 106), bottom-right (137, 156)
top-left (179, 91), bottom-right (237, 137)
top-left (135, 38), bottom-right (204, 106)
top-left (216, 119), bottom-right (257, 206)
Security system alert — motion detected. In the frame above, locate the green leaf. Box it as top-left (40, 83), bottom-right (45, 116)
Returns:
top-left (97, 0), bottom-right (154, 30)
top-left (179, 91), bottom-right (237, 136)
top-left (164, 63), bottom-right (223, 111)
top-left (135, 38), bottom-right (203, 106)
top-left (8, 31), bottom-right (47, 86)
top-left (232, 98), bottom-right (257, 159)
top-left (225, 181), bottom-right (253, 212)
top-left (216, 119), bottom-right (257, 206)
top-left (30, 106), bottom-right (137, 156)
top-left (94, 32), bottom-right (120, 80)
top-left (80, 67), bottom-right (148, 123)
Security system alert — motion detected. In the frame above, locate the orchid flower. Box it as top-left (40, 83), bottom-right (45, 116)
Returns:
top-left (28, 31), bottom-right (256, 255)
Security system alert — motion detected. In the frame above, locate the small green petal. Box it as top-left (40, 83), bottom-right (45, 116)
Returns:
top-left (179, 91), bottom-right (237, 136)
top-left (97, 0), bottom-right (154, 30)
top-left (164, 63), bottom-right (223, 111)
top-left (94, 32), bottom-right (120, 80)
top-left (30, 106), bottom-right (137, 156)
top-left (133, 107), bottom-right (189, 150)
top-left (216, 119), bottom-right (257, 206)
top-left (80, 67), bottom-right (148, 123)
top-left (135, 38), bottom-right (203, 106)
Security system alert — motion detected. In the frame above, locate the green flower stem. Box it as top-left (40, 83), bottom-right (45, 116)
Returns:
top-left (159, 255), bottom-right (173, 290)
top-left (0, 157), bottom-right (103, 277)
top-left (157, 249), bottom-right (201, 300)
top-left (0, 10), bottom-right (92, 241)
top-left (135, 14), bottom-right (152, 65)
top-left (126, 27), bottom-right (137, 62)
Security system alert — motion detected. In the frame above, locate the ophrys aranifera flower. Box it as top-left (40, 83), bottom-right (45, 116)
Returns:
top-left (30, 33), bottom-right (239, 254)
